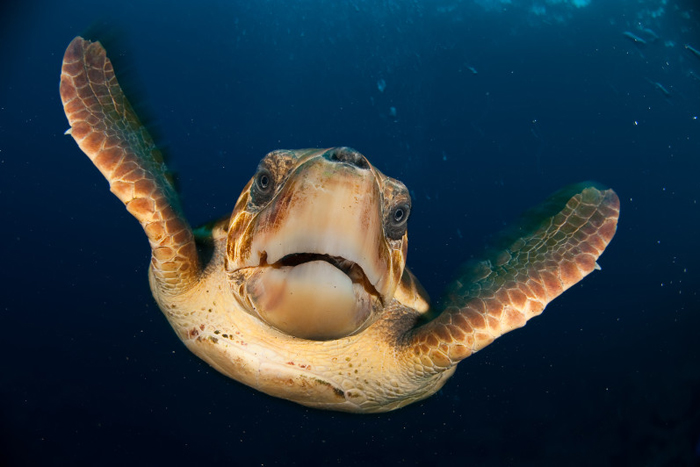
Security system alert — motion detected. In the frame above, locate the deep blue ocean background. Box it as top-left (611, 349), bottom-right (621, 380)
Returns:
top-left (2, 0), bottom-right (699, 465)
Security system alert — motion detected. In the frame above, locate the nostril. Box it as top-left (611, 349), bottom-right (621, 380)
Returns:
top-left (324, 147), bottom-right (369, 170)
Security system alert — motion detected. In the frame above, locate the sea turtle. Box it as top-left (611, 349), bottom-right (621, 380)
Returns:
top-left (60, 36), bottom-right (619, 413)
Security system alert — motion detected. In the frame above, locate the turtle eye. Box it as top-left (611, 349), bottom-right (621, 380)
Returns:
top-left (386, 202), bottom-right (410, 240)
top-left (393, 206), bottom-right (406, 223)
top-left (256, 170), bottom-right (272, 192)
top-left (251, 168), bottom-right (275, 205)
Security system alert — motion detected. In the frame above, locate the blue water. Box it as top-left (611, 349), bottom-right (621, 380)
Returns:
top-left (1, 1), bottom-right (699, 465)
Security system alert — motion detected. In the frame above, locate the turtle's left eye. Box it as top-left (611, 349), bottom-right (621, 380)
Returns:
top-left (386, 202), bottom-right (410, 240)
top-left (393, 206), bottom-right (407, 223)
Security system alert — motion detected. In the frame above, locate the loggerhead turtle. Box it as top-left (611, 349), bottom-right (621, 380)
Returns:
top-left (60, 37), bottom-right (619, 413)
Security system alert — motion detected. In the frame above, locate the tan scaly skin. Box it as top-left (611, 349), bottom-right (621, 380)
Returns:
top-left (60, 36), bottom-right (620, 413)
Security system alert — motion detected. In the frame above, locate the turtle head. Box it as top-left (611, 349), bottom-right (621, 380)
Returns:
top-left (225, 148), bottom-right (411, 340)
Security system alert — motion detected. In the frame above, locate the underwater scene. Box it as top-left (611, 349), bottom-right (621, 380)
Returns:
top-left (1, 0), bottom-right (699, 465)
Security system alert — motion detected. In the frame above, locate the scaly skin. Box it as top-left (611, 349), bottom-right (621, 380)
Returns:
top-left (60, 37), bottom-right (620, 413)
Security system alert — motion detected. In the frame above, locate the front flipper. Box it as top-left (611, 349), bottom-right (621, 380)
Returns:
top-left (60, 37), bottom-right (199, 294)
top-left (408, 184), bottom-right (619, 369)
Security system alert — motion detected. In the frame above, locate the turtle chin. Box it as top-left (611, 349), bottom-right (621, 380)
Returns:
top-left (244, 259), bottom-right (381, 340)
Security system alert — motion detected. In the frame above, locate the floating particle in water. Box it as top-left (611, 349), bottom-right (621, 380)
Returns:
top-left (377, 79), bottom-right (386, 93)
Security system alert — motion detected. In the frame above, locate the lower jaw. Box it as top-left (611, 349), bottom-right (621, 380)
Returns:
top-left (244, 260), bottom-right (377, 340)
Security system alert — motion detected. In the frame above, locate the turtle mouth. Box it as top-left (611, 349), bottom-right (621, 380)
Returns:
top-left (268, 252), bottom-right (379, 298)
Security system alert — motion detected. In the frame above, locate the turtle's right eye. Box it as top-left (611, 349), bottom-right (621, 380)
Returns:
top-left (252, 168), bottom-right (275, 205)
top-left (256, 170), bottom-right (272, 191)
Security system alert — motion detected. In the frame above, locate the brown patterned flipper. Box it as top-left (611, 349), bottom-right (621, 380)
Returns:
top-left (408, 184), bottom-right (619, 370)
top-left (60, 37), bottom-right (200, 294)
